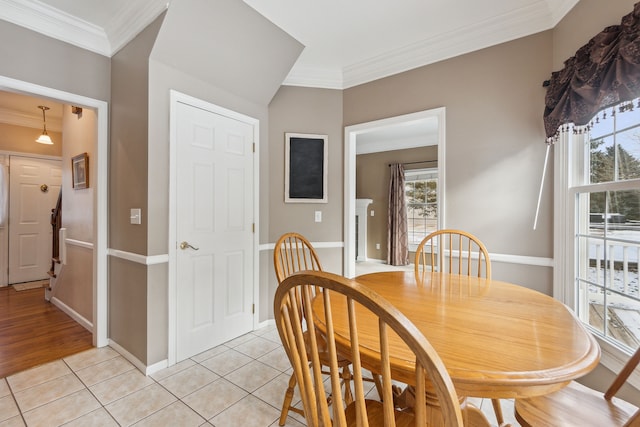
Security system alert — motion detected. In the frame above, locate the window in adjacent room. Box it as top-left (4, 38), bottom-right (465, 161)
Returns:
top-left (405, 168), bottom-right (438, 249)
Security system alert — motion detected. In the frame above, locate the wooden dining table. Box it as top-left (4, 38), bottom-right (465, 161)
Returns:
top-left (311, 270), bottom-right (601, 423)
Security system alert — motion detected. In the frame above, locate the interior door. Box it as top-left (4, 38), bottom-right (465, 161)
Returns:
top-left (9, 156), bottom-right (62, 284)
top-left (175, 100), bottom-right (255, 361)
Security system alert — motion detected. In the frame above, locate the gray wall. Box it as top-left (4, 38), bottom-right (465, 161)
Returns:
top-left (344, 30), bottom-right (554, 294)
top-left (109, 13), bottom-right (164, 364)
top-left (0, 20), bottom-right (110, 102)
top-left (265, 86), bottom-right (344, 320)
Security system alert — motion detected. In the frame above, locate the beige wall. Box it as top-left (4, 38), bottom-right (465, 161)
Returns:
top-left (62, 107), bottom-right (95, 243)
top-left (52, 106), bottom-right (96, 321)
top-left (0, 123), bottom-right (62, 156)
top-left (356, 146), bottom-right (437, 260)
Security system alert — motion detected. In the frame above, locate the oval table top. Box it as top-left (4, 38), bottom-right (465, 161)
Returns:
top-left (312, 271), bottom-right (601, 399)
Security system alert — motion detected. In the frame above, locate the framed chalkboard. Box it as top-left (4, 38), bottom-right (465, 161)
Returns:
top-left (285, 133), bottom-right (328, 203)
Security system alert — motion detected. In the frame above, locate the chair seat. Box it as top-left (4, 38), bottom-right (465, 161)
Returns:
top-left (515, 380), bottom-right (638, 427)
top-left (345, 399), bottom-right (415, 427)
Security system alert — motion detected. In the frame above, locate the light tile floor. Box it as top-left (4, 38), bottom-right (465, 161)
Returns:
top-left (0, 324), bottom-right (519, 426)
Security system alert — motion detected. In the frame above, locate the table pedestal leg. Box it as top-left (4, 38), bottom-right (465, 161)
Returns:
top-left (423, 392), bottom-right (492, 427)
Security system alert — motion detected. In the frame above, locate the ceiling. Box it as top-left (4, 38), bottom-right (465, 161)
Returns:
top-left (0, 0), bottom-right (578, 143)
top-left (0, 0), bottom-right (578, 90)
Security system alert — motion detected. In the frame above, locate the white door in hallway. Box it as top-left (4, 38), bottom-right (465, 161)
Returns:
top-left (9, 156), bottom-right (62, 284)
top-left (175, 99), bottom-right (255, 361)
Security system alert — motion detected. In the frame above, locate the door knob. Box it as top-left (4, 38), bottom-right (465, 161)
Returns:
top-left (179, 241), bottom-right (199, 250)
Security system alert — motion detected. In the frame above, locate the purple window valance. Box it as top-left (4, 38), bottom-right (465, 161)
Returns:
top-left (544, 2), bottom-right (640, 142)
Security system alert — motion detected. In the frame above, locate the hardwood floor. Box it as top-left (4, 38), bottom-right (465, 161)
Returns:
top-left (0, 284), bottom-right (93, 379)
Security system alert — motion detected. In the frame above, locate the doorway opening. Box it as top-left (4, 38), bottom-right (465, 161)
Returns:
top-left (0, 75), bottom-right (109, 347)
top-left (343, 108), bottom-right (446, 278)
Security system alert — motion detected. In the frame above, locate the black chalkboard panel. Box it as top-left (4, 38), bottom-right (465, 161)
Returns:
top-left (285, 133), bottom-right (327, 203)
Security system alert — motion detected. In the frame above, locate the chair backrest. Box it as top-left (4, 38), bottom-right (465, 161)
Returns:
top-left (274, 232), bottom-right (322, 284)
top-left (605, 345), bottom-right (640, 401)
top-left (274, 270), bottom-right (464, 427)
top-left (414, 229), bottom-right (491, 278)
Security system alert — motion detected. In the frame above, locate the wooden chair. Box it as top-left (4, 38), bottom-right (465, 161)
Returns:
top-left (274, 233), bottom-right (359, 425)
top-left (274, 270), bottom-right (472, 427)
top-left (514, 346), bottom-right (640, 426)
top-left (414, 229), bottom-right (503, 425)
top-left (414, 229), bottom-right (491, 278)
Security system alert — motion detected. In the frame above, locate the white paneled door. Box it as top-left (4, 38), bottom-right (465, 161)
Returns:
top-left (175, 100), bottom-right (255, 361)
top-left (9, 156), bottom-right (62, 284)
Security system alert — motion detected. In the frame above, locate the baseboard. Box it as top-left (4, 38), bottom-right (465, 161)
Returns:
top-left (108, 339), bottom-right (168, 376)
top-left (50, 297), bottom-right (92, 332)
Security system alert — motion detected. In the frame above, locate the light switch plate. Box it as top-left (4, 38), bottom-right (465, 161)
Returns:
top-left (130, 208), bottom-right (141, 225)
top-left (315, 211), bottom-right (322, 222)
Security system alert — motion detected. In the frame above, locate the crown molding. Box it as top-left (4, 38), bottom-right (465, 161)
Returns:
top-left (105, 0), bottom-right (169, 55)
top-left (0, 0), bottom-right (168, 57)
top-left (0, 107), bottom-right (62, 132)
top-left (287, 1), bottom-right (578, 90)
top-left (283, 65), bottom-right (344, 90)
top-left (342, 3), bottom-right (553, 89)
top-left (0, 0), bottom-right (110, 56)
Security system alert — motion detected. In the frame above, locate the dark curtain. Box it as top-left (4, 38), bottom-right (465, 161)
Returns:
top-left (387, 163), bottom-right (409, 266)
top-left (544, 2), bottom-right (640, 141)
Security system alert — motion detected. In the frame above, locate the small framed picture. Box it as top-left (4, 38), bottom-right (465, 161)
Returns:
top-left (285, 133), bottom-right (328, 203)
top-left (72, 152), bottom-right (89, 189)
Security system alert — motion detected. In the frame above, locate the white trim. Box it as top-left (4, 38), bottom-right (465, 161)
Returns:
top-left (259, 241), bottom-right (344, 251)
top-left (598, 337), bottom-right (640, 391)
top-left (144, 358), bottom-right (169, 377)
top-left (0, 0), bottom-right (168, 58)
top-left (0, 150), bottom-right (61, 161)
top-left (490, 252), bottom-right (553, 267)
top-left (257, 318), bottom-right (275, 330)
top-left (51, 296), bottom-right (92, 332)
top-left (0, 0), bottom-right (110, 56)
top-left (108, 338), bottom-right (168, 376)
top-left (0, 75), bottom-right (109, 349)
top-left (344, 108), bottom-right (446, 279)
top-left (168, 90), bottom-right (260, 367)
top-left (66, 238), bottom-right (94, 250)
top-left (107, 248), bottom-right (169, 265)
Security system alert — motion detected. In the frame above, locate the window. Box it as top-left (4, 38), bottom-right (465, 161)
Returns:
top-left (405, 168), bottom-right (438, 248)
top-left (567, 99), bottom-right (640, 354)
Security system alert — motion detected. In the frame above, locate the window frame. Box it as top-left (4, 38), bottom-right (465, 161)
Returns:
top-left (404, 167), bottom-right (438, 252)
top-left (555, 127), bottom-right (640, 390)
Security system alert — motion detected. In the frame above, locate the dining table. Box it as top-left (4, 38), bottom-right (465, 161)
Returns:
top-left (311, 270), bottom-right (601, 425)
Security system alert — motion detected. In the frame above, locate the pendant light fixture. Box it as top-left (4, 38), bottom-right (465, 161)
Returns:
top-left (36, 105), bottom-right (53, 145)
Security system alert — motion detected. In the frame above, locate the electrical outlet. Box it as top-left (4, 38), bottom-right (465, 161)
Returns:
top-left (315, 211), bottom-right (322, 222)
top-left (376, 243), bottom-right (380, 250)
top-left (370, 210), bottom-right (375, 216)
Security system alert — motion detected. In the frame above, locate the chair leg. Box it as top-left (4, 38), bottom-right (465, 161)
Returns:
top-left (372, 373), bottom-right (383, 400)
top-left (279, 373), bottom-right (299, 426)
top-left (341, 366), bottom-right (353, 405)
top-left (491, 398), bottom-right (505, 426)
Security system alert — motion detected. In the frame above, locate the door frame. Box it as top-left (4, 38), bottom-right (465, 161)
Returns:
top-left (343, 108), bottom-right (446, 278)
top-left (167, 90), bottom-right (259, 366)
top-left (0, 75), bottom-right (109, 347)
